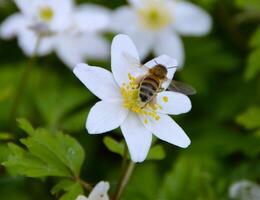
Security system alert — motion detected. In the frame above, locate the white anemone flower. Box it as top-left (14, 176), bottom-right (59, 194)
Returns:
top-left (73, 34), bottom-right (191, 163)
top-left (111, 0), bottom-right (212, 66)
top-left (76, 181), bottom-right (110, 200)
top-left (229, 180), bottom-right (260, 200)
top-left (0, 0), bottom-right (110, 68)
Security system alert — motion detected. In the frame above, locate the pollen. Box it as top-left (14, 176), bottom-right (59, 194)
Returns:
top-left (121, 73), bottom-right (162, 121)
top-left (163, 96), bottom-right (168, 103)
top-left (137, 2), bottom-right (172, 30)
top-left (39, 6), bottom-right (54, 22)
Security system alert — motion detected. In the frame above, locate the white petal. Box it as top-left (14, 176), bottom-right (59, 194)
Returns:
top-left (174, 1), bottom-right (212, 36)
top-left (88, 181), bottom-right (110, 200)
top-left (17, 30), bottom-right (54, 56)
top-left (81, 34), bottom-right (109, 60)
top-left (142, 114), bottom-right (190, 148)
top-left (111, 34), bottom-right (141, 86)
top-left (49, 0), bottom-right (74, 31)
top-left (73, 63), bottom-right (121, 100)
top-left (157, 91), bottom-right (191, 115)
top-left (145, 54), bottom-right (178, 88)
top-left (87, 100), bottom-right (128, 134)
top-left (130, 31), bottom-right (154, 60)
top-left (128, 0), bottom-right (144, 8)
top-left (121, 112), bottom-right (152, 163)
top-left (0, 13), bottom-right (26, 39)
top-left (55, 34), bottom-right (86, 69)
top-left (154, 31), bottom-right (185, 67)
top-left (55, 33), bottom-right (109, 69)
top-left (75, 4), bottom-right (110, 33)
top-left (76, 195), bottom-right (88, 200)
top-left (14, 0), bottom-right (34, 17)
top-left (110, 6), bottom-right (139, 33)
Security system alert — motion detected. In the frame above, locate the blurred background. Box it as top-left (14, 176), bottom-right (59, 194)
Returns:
top-left (0, 0), bottom-right (260, 200)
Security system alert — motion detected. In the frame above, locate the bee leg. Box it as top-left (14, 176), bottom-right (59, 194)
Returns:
top-left (158, 87), bottom-right (164, 92)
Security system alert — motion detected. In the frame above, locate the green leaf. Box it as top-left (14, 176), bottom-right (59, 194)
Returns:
top-left (0, 132), bottom-right (14, 140)
top-left (4, 122), bottom-right (85, 178)
top-left (17, 118), bottom-right (35, 136)
top-left (236, 106), bottom-right (260, 129)
top-left (52, 179), bottom-right (83, 200)
top-left (146, 145), bottom-right (165, 160)
top-left (235, 0), bottom-right (260, 10)
top-left (103, 136), bottom-right (125, 157)
top-left (159, 155), bottom-right (219, 200)
top-left (245, 28), bottom-right (260, 80)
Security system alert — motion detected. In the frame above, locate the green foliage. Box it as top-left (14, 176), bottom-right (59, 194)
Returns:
top-left (235, 0), bottom-right (260, 10)
top-left (52, 179), bottom-right (83, 200)
top-left (4, 119), bottom-right (85, 177)
top-left (159, 155), bottom-right (220, 200)
top-left (3, 120), bottom-right (85, 199)
top-left (244, 28), bottom-right (260, 80)
top-left (236, 106), bottom-right (260, 130)
top-left (103, 136), bottom-right (165, 161)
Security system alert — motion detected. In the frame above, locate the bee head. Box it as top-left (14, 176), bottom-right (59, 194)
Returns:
top-left (150, 64), bottom-right (168, 79)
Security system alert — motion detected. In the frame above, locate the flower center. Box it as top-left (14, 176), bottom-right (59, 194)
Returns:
top-left (120, 73), bottom-right (162, 123)
top-left (137, 2), bottom-right (172, 30)
top-left (39, 6), bottom-right (54, 22)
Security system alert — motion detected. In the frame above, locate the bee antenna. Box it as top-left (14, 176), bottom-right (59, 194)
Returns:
top-left (154, 60), bottom-right (159, 65)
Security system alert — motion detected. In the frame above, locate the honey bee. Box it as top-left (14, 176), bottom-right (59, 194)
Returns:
top-left (124, 53), bottom-right (196, 106)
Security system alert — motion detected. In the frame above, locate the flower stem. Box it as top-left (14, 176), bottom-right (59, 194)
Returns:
top-left (113, 160), bottom-right (135, 200)
top-left (9, 36), bottom-right (41, 125)
top-left (75, 176), bottom-right (92, 192)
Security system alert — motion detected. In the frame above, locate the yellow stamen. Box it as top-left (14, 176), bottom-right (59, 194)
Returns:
top-left (39, 6), bottom-right (54, 22)
top-left (137, 1), bottom-right (172, 30)
top-left (121, 73), bottom-right (162, 121)
top-left (163, 96), bottom-right (168, 103)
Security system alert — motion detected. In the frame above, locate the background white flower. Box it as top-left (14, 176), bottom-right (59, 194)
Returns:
top-left (76, 181), bottom-right (110, 200)
top-left (0, 0), bottom-right (110, 68)
top-left (73, 34), bottom-right (191, 163)
top-left (229, 180), bottom-right (260, 200)
top-left (111, 0), bottom-right (212, 66)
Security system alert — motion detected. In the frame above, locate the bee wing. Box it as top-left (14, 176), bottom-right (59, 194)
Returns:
top-left (123, 52), bottom-right (150, 71)
top-left (167, 80), bottom-right (197, 95)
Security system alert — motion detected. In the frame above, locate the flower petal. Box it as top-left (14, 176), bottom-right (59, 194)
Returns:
top-left (17, 30), bottom-right (54, 56)
top-left (130, 31), bottom-right (154, 60)
top-left (174, 1), bottom-right (212, 36)
top-left (49, 0), bottom-right (74, 31)
top-left (0, 13), bottom-right (26, 39)
top-left (87, 100), bottom-right (128, 134)
top-left (55, 33), bottom-right (109, 69)
top-left (111, 6), bottom-right (138, 33)
top-left (73, 63), bottom-right (121, 100)
top-left (75, 4), bottom-right (110, 33)
top-left (80, 34), bottom-right (109, 60)
top-left (88, 181), bottom-right (110, 200)
top-left (127, 0), bottom-right (144, 8)
top-left (14, 0), bottom-right (35, 17)
top-left (121, 112), bottom-right (152, 162)
top-left (145, 54), bottom-right (178, 88)
top-left (154, 31), bottom-right (184, 66)
top-left (76, 195), bottom-right (88, 200)
top-left (157, 91), bottom-right (191, 115)
top-left (111, 34), bottom-right (140, 86)
top-left (142, 114), bottom-right (190, 148)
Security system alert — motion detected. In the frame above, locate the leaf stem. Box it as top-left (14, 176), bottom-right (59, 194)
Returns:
top-left (113, 160), bottom-right (135, 200)
top-left (9, 36), bottom-right (41, 125)
top-left (75, 176), bottom-right (92, 192)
